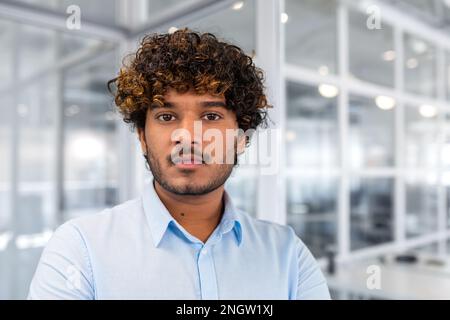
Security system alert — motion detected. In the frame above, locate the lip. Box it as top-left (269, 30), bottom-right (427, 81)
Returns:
top-left (175, 163), bottom-right (204, 169)
top-left (173, 155), bottom-right (204, 169)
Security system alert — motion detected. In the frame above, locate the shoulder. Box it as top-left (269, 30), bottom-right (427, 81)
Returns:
top-left (43, 198), bottom-right (143, 255)
top-left (62, 198), bottom-right (142, 237)
top-left (236, 213), bottom-right (330, 299)
top-left (237, 210), bottom-right (304, 251)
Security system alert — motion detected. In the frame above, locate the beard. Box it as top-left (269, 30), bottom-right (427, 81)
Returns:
top-left (144, 145), bottom-right (236, 196)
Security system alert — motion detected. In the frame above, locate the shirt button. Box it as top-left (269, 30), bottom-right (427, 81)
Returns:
top-left (202, 249), bottom-right (208, 255)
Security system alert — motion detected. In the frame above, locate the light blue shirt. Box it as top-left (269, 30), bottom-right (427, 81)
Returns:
top-left (28, 180), bottom-right (330, 300)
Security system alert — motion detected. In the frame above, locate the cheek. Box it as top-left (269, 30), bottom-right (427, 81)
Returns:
top-left (202, 127), bottom-right (238, 163)
top-left (146, 127), bottom-right (173, 153)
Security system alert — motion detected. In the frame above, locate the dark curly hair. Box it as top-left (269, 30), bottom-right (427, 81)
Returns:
top-left (107, 28), bottom-right (272, 146)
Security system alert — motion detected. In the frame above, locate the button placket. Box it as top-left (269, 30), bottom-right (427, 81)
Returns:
top-left (197, 245), bottom-right (218, 299)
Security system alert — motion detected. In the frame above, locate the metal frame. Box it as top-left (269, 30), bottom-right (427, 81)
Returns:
top-left (393, 23), bottom-right (406, 255)
top-left (115, 0), bottom-right (138, 204)
top-left (9, 20), bottom-right (19, 299)
top-left (255, 0), bottom-right (286, 225)
top-left (437, 43), bottom-right (447, 256)
top-left (337, 3), bottom-right (350, 261)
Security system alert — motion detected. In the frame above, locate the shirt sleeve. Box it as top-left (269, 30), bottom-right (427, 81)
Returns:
top-left (295, 237), bottom-right (331, 300)
top-left (27, 221), bottom-right (95, 300)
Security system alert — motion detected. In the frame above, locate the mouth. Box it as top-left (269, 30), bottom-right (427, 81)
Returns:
top-left (172, 154), bottom-right (205, 169)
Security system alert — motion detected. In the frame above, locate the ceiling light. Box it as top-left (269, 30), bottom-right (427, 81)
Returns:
top-left (281, 13), bottom-right (289, 23)
top-left (285, 130), bottom-right (296, 142)
top-left (419, 104), bottom-right (437, 118)
top-left (375, 95), bottom-right (396, 110)
top-left (410, 39), bottom-right (427, 54)
top-left (318, 84), bottom-right (339, 98)
top-left (0, 232), bottom-right (13, 251)
top-left (168, 27), bottom-right (178, 34)
top-left (232, 1), bottom-right (244, 10)
top-left (382, 50), bottom-right (396, 61)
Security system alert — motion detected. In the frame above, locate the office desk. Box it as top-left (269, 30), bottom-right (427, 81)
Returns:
top-left (326, 254), bottom-right (450, 299)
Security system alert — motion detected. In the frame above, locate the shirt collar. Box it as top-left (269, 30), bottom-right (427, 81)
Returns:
top-left (142, 179), bottom-right (242, 248)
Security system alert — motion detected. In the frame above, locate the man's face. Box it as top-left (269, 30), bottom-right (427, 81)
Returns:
top-left (138, 88), bottom-right (245, 196)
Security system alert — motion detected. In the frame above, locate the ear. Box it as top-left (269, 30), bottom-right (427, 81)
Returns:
top-left (137, 127), bottom-right (148, 155)
top-left (237, 132), bottom-right (246, 155)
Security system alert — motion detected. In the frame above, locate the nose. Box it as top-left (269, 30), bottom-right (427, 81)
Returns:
top-left (171, 117), bottom-right (203, 149)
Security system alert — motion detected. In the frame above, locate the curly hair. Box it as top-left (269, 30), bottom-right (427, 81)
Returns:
top-left (108, 28), bottom-right (271, 145)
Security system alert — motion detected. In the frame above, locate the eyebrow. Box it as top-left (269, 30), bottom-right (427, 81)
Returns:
top-left (151, 101), bottom-right (227, 110)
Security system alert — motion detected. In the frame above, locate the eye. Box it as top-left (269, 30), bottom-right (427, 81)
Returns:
top-left (156, 114), bottom-right (176, 122)
top-left (202, 113), bottom-right (222, 121)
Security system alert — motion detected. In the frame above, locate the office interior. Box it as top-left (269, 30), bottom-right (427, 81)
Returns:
top-left (1, 0), bottom-right (450, 299)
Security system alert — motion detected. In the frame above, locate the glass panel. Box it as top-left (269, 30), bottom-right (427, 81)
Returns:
top-left (9, 22), bottom-right (105, 82)
top-left (285, 0), bottom-right (337, 74)
top-left (0, 96), bottom-right (12, 299)
top-left (447, 52), bottom-right (450, 101)
top-left (63, 50), bottom-right (119, 220)
top-left (445, 114), bottom-right (450, 228)
top-left (145, 0), bottom-right (204, 25)
top-left (18, 25), bottom-right (56, 80)
top-left (442, 169), bottom-right (450, 228)
top-left (349, 95), bottom-right (395, 168)
top-left (405, 174), bottom-right (438, 238)
top-left (287, 176), bottom-right (338, 258)
top-left (447, 180), bottom-right (450, 228)
top-left (286, 81), bottom-right (339, 168)
top-left (382, 0), bottom-right (450, 32)
top-left (0, 96), bottom-right (12, 231)
top-left (0, 20), bottom-right (14, 88)
top-left (12, 74), bottom-right (59, 299)
top-left (404, 33), bottom-right (436, 97)
top-left (63, 0), bottom-right (118, 27)
top-left (15, 0), bottom-right (119, 27)
top-left (61, 33), bottom-right (104, 58)
top-left (413, 242), bottom-right (439, 255)
top-left (405, 104), bottom-right (439, 169)
top-left (17, 75), bottom-right (58, 232)
top-left (350, 177), bottom-right (394, 251)
top-left (444, 113), bottom-right (450, 171)
top-left (184, 0), bottom-right (255, 55)
top-left (348, 9), bottom-right (394, 87)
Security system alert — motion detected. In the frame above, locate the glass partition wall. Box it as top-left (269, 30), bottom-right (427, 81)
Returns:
top-left (284, 0), bottom-right (450, 264)
top-left (0, 4), bottom-right (121, 298)
top-left (1, 0), bottom-right (450, 299)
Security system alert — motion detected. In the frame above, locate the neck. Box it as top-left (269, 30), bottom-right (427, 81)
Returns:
top-left (153, 180), bottom-right (225, 243)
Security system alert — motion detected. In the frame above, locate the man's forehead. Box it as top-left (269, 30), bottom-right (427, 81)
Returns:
top-left (163, 88), bottom-right (225, 102)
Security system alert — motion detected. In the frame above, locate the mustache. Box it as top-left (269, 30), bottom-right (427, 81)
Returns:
top-left (168, 146), bottom-right (211, 164)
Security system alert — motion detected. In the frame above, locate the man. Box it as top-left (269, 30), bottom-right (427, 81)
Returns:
top-left (28, 28), bottom-right (330, 299)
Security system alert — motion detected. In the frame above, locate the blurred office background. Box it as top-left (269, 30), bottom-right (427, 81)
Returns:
top-left (1, 0), bottom-right (450, 299)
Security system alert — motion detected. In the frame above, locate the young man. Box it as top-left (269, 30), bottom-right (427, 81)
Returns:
top-left (28, 29), bottom-right (330, 300)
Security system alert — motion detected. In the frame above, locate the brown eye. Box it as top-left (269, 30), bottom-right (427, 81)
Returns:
top-left (157, 114), bottom-right (175, 122)
top-left (202, 113), bottom-right (221, 121)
